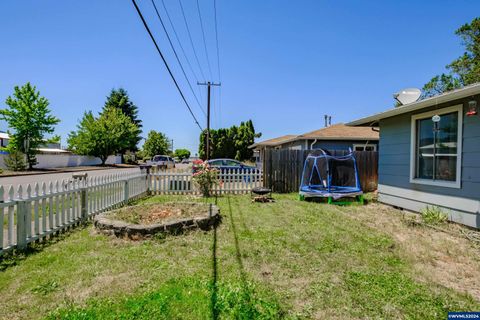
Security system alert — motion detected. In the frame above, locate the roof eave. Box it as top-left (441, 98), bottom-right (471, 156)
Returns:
top-left (347, 83), bottom-right (480, 127)
top-left (294, 136), bottom-right (379, 141)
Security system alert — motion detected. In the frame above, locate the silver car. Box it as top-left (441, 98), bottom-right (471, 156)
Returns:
top-left (147, 155), bottom-right (175, 169)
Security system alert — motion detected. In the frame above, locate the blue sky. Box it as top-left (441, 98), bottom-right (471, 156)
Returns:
top-left (0, 1), bottom-right (478, 153)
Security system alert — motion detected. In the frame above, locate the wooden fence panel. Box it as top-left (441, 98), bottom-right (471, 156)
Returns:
top-left (263, 149), bottom-right (378, 193)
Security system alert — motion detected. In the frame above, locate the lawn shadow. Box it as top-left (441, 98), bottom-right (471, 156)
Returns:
top-left (227, 196), bottom-right (247, 282)
top-left (210, 196), bottom-right (219, 320)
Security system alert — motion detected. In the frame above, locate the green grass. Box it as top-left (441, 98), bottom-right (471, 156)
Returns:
top-left (0, 194), bottom-right (478, 319)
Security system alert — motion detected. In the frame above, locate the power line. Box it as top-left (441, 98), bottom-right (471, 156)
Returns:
top-left (196, 0), bottom-right (213, 79)
top-left (131, 0), bottom-right (202, 131)
top-left (150, 0), bottom-right (206, 117)
top-left (160, 0), bottom-right (200, 84)
top-left (213, 0), bottom-right (221, 81)
top-left (178, 0), bottom-right (207, 81)
top-left (213, 0), bottom-right (222, 127)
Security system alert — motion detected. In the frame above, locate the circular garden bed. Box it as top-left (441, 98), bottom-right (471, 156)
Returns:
top-left (94, 202), bottom-right (220, 240)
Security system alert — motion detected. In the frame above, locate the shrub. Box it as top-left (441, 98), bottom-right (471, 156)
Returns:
top-left (4, 150), bottom-right (27, 171)
top-left (421, 206), bottom-right (448, 225)
top-left (192, 160), bottom-right (218, 197)
top-left (123, 151), bottom-right (137, 164)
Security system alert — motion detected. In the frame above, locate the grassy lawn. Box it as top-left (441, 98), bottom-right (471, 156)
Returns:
top-left (0, 194), bottom-right (479, 319)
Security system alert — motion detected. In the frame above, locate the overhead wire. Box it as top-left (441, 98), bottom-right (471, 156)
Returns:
top-left (178, 0), bottom-right (207, 81)
top-left (159, 0), bottom-right (201, 85)
top-left (131, 0), bottom-right (203, 130)
top-left (213, 0), bottom-right (221, 82)
top-left (213, 0), bottom-right (222, 127)
top-left (150, 0), bottom-right (206, 117)
top-left (195, 0), bottom-right (214, 79)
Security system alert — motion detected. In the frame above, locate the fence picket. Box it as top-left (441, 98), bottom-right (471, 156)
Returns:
top-left (54, 181), bottom-right (60, 228)
top-left (41, 183), bottom-right (47, 233)
top-left (8, 187), bottom-right (14, 246)
top-left (0, 187), bottom-right (3, 249)
top-left (26, 184), bottom-right (32, 238)
top-left (62, 180), bottom-right (67, 226)
top-left (33, 183), bottom-right (40, 236)
top-left (48, 182), bottom-right (54, 231)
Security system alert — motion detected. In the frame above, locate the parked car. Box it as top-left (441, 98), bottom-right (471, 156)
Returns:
top-left (193, 158), bottom-right (258, 182)
top-left (147, 155), bottom-right (175, 169)
top-left (181, 158), bottom-right (191, 164)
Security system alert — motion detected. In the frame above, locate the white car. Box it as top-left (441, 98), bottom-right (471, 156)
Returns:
top-left (147, 155), bottom-right (175, 169)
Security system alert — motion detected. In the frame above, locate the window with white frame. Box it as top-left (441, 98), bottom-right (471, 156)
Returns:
top-left (410, 105), bottom-right (463, 188)
top-left (353, 144), bottom-right (377, 151)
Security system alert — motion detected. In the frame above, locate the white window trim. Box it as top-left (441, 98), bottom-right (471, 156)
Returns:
top-left (353, 144), bottom-right (377, 151)
top-left (409, 104), bottom-right (463, 189)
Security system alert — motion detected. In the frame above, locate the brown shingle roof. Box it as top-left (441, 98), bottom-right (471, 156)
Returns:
top-left (298, 123), bottom-right (379, 140)
top-left (250, 134), bottom-right (297, 148)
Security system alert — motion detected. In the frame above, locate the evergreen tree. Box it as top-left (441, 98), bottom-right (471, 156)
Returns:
top-left (198, 120), bottom-right (261, 161)
top-left (103, 88), bottom-right (142, 151)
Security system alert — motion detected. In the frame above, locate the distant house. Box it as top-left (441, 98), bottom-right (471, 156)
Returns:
top-left (284, 124), bottom-right (379, 151)
top-left (0, 132), bottom-right (9, 148)
top-left (250, 134), bottom-right (297, 151)
top-left (249, 135), bottom-right (297, 167)
top-left (348, 83), bottom-right (480, 228)
top-left (250, 124), bottom-right (379, 152)
top-left (0, 132), bottom-right (66, 154)
top-left (250, 124), bottom-right (379, 167)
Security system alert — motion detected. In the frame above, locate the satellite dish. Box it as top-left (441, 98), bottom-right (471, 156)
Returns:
top-left (393, 88), bottom-right (421, 106)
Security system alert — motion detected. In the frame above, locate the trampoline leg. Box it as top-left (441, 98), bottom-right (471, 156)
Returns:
top-left (327, 197), bottom-right (333, 204)
top-left (357, 195), bottom-right (364, 205)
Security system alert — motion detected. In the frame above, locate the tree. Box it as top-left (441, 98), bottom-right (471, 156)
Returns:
top-left (0, 83), bottom-right (60, 169)
top-left (174, 148), bottom-right (191, 161)
top-left (103, 88), bottom-right (142, 152)
top-left (422, 17), bottom-right (480, 98)
top-left (142, 130), bottom-right (171, 159)
top-left (198, 120), bottom-right (261, 161)
top-left (4, 150), bottom-right (26, 171)
top-left (67, 108), bottom-right (139, 165)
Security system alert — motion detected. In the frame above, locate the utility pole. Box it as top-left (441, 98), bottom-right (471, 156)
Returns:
top-left (198, 81), bottom-right (221, 160)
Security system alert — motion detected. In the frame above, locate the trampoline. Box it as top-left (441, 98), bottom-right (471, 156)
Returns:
top-left (299, 149), bottom-right (363, 204)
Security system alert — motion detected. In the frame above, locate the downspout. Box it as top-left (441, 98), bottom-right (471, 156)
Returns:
top-left (310, 139), bottom-right (317, 150)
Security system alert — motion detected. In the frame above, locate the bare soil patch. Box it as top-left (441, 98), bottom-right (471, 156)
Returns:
top-left (108, 202), bottom-right (211, 225)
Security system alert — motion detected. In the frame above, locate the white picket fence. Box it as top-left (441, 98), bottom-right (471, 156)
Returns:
top-left (148, 167), bottom-right (263, 195)
top-left (0, 167), bottom-right (263, 255)
top-left (0, 171), bottom-right (147, 255)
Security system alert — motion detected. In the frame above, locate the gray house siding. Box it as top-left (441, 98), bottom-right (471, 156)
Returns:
top-left (311, 140), bottom-right (378, 151)
top-left (378, 96), bottom-right (480, 228)
top-left (273, 139), bottom-right (378, 151)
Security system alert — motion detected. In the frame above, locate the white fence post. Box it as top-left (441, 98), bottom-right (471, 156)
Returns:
top-left (16, 186), bottom-right (27, 249)
top-left (124, 179), bottom-right (129, 204)
top-left (81, 185), bottom-right (88, 222)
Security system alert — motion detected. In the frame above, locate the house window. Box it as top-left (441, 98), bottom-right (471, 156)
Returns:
top-left (410, 105), bottom-right (463, 188)
top-left (353, 144), bottom-right (377, 151)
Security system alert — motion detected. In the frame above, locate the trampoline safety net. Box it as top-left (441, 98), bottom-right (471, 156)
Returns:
top-left (299, 150), bottom-right (362, 199)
